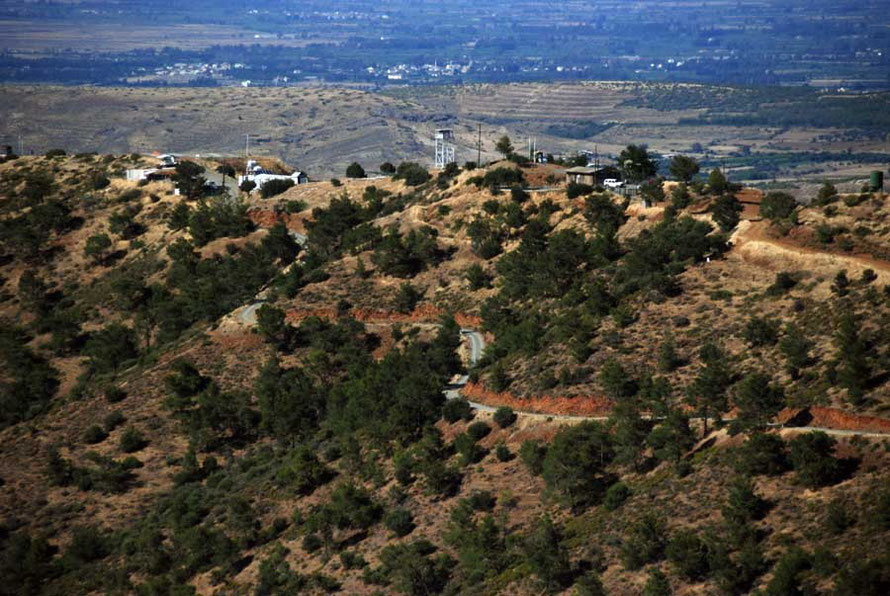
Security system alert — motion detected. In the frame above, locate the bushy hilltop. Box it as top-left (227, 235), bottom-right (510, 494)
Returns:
top-left (1, 149), bottom-right (890, 595)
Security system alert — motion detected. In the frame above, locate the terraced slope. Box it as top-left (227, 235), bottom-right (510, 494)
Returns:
top-left (0, 86), bottom-right (438, 177)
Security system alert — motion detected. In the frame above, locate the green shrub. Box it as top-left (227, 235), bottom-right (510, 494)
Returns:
top-left (671, 182), bottom-right (692, 209)
top-left (467, 421), bottom-right (491, 441)
top-left (1, 532), bottom-right (56, 592)
top-left (442, 398), bottom-right (473, 423)
top-left (825, 498), bottom-right (854, 534)
top-left (321, 482), bottom-right (383, 531)
top-left (765, 547), bottom-right (811, 596)
top-left (481, 199), bottom-right (500, 215)
top-left (493, 406), bottom-right (517, 428)
top-left (393, 282), bottom-right (422, 314)
top-left (119, 427), bottom-right (147, 453)
top-left (454, 432), bottom-right (486, 465)
top-left (376, 540), bottom-right (452, 595)
top-left (723, 475), bottom-right (768, 527)
top-left (642, 567), bottom-right (672, 596)
top-left (276, 446), bottom-right (333, 495)
top-left (422, 461), bottom-right (462, 497)
top-left (666, 530), bottom-right (709, 580)
top-left (566, 182), bottom-right (594, 199)
top-left (103, 410), bottom-right (126, 433)
top-left (301, 533), bottom-right (322, 553)
top-left (83, 324), bottom-right (139, 372)
top-left (345, 162), bottom-right (366, 178)
top-left (340, 550), bottom-right (368, 570)
top-left (510, 185), bottom-right (529, 203)
top-left (871, 487), bottom-right (890, 531)
top-left (467, 490), bottom-right (496, 512)
top-left (542, 422), bottom-right (613, 509)
top-left (711, 194), bottom-right (742, 231)
top-left (789, 432), bottom-right (840, 488)
top-left (573, 571), bottom-right (606, 596)
top-left (603, 482), bottom-right (631, 511)
top-left (734, 433), bottom-right (788, 476)
top-left (523, 516), bottom-right (572, 592)
top-left (90, 172), bottom-right (111, 190)
top-left (482, 167), bottom-right (524, 188)
top-left (767, 271), bottom-right (798, 295)
top-left (394, 162), bottom-right (431, 186)
top-left (83, 233), bottom-right (112, 265)
top-left (742, 317), bottom-right (780, 346)
top-left (83, 425), bottom-right (108, 445)
top-left (384, 508), bottom-right (415, 537)
top-left (834, 556), bottom-right (890, 596)
top-left (260, 178), bottom-right (295, 198)
top-left (284, 199), bottom-right (307, 213)
top-left (119, 188), bottom-right (143, 202)
top-left (519, 440), bottom-right (547, 475)
top-left (621, 514), bottom-right (666, 570)
top-left (760, 191), bottom-right (797, 221)
top-left (64, 525), bottom-right (109, 567)
top-left (465, 263), bottom-right (491, 290)
top-left (815, 182), bottom-right (838, 205)
top-left (495, 443), bottom-right (512, 462)
top-left (0, 327), bottom-right (60, 429)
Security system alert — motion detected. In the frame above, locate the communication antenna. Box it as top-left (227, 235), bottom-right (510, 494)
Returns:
top-left (245, 134), bottom-right (251, 157)
top-left (434, 128), bottom-right (455, 169)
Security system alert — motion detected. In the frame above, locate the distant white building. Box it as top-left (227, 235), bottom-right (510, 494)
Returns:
top-left (125, 154), bottom-right (178, 181)
top-left (238, 160), bottom-right (308, 192)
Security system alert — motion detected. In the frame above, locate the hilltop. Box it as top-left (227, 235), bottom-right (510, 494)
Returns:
top-left (1, 149), bottom-right (890, 595)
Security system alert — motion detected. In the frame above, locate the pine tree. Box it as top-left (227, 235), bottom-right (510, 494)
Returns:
top-left (835, 311), bottom-right (869, 404)
top-left (686, 342), bottom-right (732, 435)
top-left (779, 323), bottom-right (812, 378)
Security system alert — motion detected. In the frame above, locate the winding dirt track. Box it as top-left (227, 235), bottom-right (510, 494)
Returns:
top-left (227, 216), bottom-right (890, 437)
top-left (731, 219), bottom-right (890, 282)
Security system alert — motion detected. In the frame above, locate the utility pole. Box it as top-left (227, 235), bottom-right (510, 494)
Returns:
top-left (476, 123), bottom-right (481, 166)
top-left (245, 134), bottom-right (250, 157)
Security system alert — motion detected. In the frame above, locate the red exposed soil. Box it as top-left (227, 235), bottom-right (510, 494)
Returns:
top-left (247, 209), bottom-right (308, 233)
top-left (778, 406), bottom-right (890, 433)
top-left (462, 381), bottom-right (613, 417)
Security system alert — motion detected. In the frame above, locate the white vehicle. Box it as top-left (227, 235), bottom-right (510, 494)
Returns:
top-left (603, 178), bottom-right (624, 189)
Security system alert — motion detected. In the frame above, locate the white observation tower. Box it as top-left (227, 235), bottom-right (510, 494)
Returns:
top-left (434, 128), bottom-right (456, 169)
